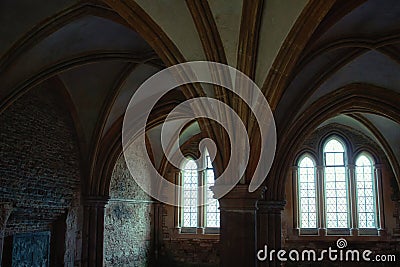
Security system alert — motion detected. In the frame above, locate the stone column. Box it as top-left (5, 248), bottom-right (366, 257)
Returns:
top-left (81, 196), bottom-right (109, 267)
top-left (314, 165), bottom-right (326, 236)
top-left (257, 200), bottom-right (285, 267)
top-left (0, 203), bottom-right (13, 267)
top-left (216, 185), bottom-right (265, 267)
top-left (291, 166), bottom-right (299, 235)
top-left (348, 164), bottom-right (358, 236)
top-left (172, 170), bottom-right (181, 233)
top-left (374, 164), bottom-right (386, 236)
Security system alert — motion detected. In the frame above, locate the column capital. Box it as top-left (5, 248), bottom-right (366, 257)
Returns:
top-left (374, 163), bottom-right (384, 169)
top-left (216, 185), bottom-right (266, 212)
top-left (82, 195), bottom-right (109, 207)
top-left (316, 165), bottom-right (324, 171)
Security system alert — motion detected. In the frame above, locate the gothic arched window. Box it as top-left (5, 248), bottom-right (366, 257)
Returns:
top-left (182, 159), bottom-right (199, 227)
top-left (355, 154), bottom-right (377, 228)
top-left (324, 138), bottom-right (349, 228)
top-left (298, 156), bottom-right (317, 228)
top-left (295, 135), bottom-right (382, 235)
top-left (180, 149), bottom-right (220, 233)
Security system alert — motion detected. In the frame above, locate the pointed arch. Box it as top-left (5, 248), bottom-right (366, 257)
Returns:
top-left (269, 83), bottom-right (400, 200)
top-left (297, 154), bottom-right (317, 228)
top-left (355, 152), bottom-right (378, 228)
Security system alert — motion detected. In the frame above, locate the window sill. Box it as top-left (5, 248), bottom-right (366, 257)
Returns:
top-left (171, 227), bottom-right (220, 240)
top-left (289, 228), bottom-right (388, 240)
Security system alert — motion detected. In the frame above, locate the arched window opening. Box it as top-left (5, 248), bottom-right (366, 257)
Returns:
top-left (324, 138), bottom-right (349, 228)
top-left (356, 154), bottom-right (377, 228)
top-left (180, 149), bottom-right (220, 232)
top-left (205, 151), bottom-right (220, 227)
top-left (182, 159), bottom-right (198, 227)
top-left (295, 134), bottom-right (383, 236)
top-left (298, 156), bottom-right (317, 228)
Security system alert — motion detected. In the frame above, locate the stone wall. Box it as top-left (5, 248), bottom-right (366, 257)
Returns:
top-left (160, 237), bottom-right (220, 267)
top-left (64, 195), bottom-right (82, 267)
top-left (160, 204), bottom-right (220, 267)
top-left (0, 82), bottom-right (81, 265)
top-left (156, 138), bottom-right (221, 266)
top-left (104, 154), bottom-right (153, 267)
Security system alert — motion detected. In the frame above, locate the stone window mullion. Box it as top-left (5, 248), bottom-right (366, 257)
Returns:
top-left (317, 165), bottom-right (326, 235)
top-left (375, 164), bottom-right (385, 235)
top-left (292, 166), bottom-right (299, 234)
top-left (197, 170), bottom-right (205, 233)
top-left (348, 164), bottom-right (358, 235)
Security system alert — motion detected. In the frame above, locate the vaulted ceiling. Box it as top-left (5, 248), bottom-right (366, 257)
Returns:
top-left (273, 0), bottom-right (400, 192)
top-left (1, 0), bottom-right (399, 197)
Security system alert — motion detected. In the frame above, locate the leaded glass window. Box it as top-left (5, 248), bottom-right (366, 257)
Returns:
top-left (180, 149), bottom-right (220, 231)
top-left (324, 138), bottom-right (349, 228)
top-left (356, 154), bottom-right (377, 228)
top-left (296, 135), bottom-right (381, 234)
top-left (298, 156), bottom-right (317, 228)
top-left (205, 152), bottom-right (220, 227)
top-left (182, 159), bottom-right (198, 227)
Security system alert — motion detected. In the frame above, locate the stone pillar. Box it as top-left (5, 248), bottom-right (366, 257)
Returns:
top-left (0, 203), bottom-right (13, 267)
top-left (348, 164), bottom-right (358, 236)
top-left (375, 164), bottom-right (386, 236)
top-left (291, 166), bottom-right (299, 235)
top-left (316, 166), bottom-right (326, 236)
top-left (217, 185), bottom-right (265, 267)
top-left (257, 200), bottom-right (285, 267)
top-left (81, 196), bottom-right (109, 267)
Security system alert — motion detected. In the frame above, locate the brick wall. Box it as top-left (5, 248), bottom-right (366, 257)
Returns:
top-left (0, 82), bottom-right (81, 265)
top-left (158, 136), bottom-right (221, 267)
top-left (160, 236), bottom-right (220, 267)
top-left (160, 199), bottom-right (220, 266)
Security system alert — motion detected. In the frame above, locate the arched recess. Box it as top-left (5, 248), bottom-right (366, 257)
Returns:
top-left (0, 79), bottom-right (82, 266)
top-left (268, 83), bottom-right (400, 200)
top-left (0, 3), bottom-right (214, 196)
top-left (0, 54), bottom-right (158, 197)
top-left (103, 142), bottom-right (154, 267)
top-left (94, 112), bottom-right (226, 265)
top-left (276, 42), bottom-right (400, 131)
top-left (81, 114), bottom-right (157, 266)
top-left (92, 116), bottom-right (223, 200)
top-left (0, 0), bottom-right (212, 157)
